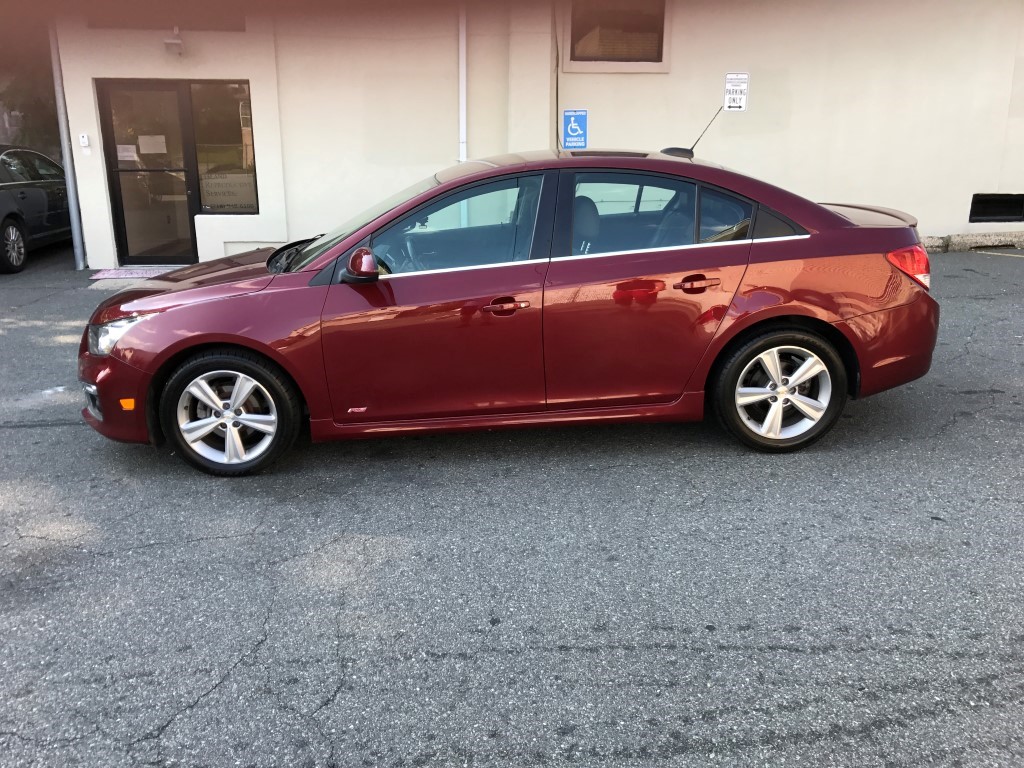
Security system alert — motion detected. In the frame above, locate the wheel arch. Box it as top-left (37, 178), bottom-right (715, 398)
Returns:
top-left (145, 340), bottom-right (310, 446)
top-left (701, 314), bottom-right (861, 414)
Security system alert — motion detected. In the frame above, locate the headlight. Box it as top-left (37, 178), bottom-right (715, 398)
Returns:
top-left (87, 315), bottom-right (150, 356)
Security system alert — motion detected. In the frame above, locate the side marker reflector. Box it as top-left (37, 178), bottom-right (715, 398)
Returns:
top-left (119, 398), bottom-right (136, 411)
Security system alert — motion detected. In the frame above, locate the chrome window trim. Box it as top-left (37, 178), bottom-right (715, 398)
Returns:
top-left (374, 233), bottom-right (810, 279)
top-left (379, 259), bottom-right (536, 280)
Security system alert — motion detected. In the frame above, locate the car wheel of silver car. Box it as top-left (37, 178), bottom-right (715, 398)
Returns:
top-left (160, 350), bottom-right (301, 476)
top-left (714, 330), bottom-right (848, 452)
top-left (0, 218), bottom-right (27, 274)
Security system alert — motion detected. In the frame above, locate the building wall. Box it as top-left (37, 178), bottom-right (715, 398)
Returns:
top-left (558, 0), bottom-right (1024, 239)
top-left (56, 0), bottom-right (1024, 269)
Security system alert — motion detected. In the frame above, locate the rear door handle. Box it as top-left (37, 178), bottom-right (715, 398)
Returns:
top-left (16, 191), bottom-right (27, 200)
top-left (482, 298), bottom-right (530, 314)
top-left (673, 275), bottom-right (721, 293)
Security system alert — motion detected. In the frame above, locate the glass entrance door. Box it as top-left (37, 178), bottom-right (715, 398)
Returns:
top-left (98, 82), bottom-right (199, 265)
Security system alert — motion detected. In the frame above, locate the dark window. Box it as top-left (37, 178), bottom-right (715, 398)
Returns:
top-left (570, 0), bottom-right (665, 63)
top-left (191, 83), bottom-right (258, 213)
top-left (571, 172), bottom-right (696, 255)
top-left (969, 194), bottom-right (1024, 223)
top-left (2, 153), bottom-right (37, 182)
top-left (372, 176), bottom-right (544, 275)
top-left (699, 188), bottom-right (753, 243)
top-left (752, 208), bottom-right (800, 239)
top-left (20, 152), bottom-right (64, 180)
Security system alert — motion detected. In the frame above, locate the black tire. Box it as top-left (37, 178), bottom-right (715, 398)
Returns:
top-left (712, 329), bottom-right (848, 453)
top-left (0, 218), bottom-right (28, 273)
top-left (159, 349), bottom-right (302, 476)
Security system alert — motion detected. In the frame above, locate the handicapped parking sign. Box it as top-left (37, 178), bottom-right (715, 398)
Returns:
top-left (563, 109), bottom-right (588, 149)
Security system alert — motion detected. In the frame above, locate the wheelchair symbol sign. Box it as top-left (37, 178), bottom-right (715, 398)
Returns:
top-left (563, 109), bottom-right (588, 149)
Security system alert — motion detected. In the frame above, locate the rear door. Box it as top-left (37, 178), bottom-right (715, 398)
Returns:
top-left (542, 170), bottom-right (753, 409)
top-left (18, 151), bottom-right (70, 236)
top-left (320, 172), bottom-right (556, 423)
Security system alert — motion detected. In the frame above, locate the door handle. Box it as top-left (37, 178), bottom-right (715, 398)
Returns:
top-left (673, 275), bottom-right (721, 293)
top-left (16, 191), bottom-right (27, 200)
top-left (482, 299), bottom-right (530, 314)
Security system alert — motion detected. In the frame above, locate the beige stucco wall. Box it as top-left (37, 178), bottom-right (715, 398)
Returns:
top-left (559, 0), bottom-right (1024, 237)
top-left (55, 0), bottom-right (1024, 268)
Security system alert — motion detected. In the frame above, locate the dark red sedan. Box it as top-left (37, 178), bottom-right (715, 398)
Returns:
top-left (79, 150), bottom-right (939, 475)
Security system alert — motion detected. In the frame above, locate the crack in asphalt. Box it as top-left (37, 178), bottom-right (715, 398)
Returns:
top-left (127, 598), bottom-right (277, 763)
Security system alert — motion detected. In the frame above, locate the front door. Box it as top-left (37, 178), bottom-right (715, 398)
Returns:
top-left (98, 81), bottom-right (199, 266)
top-left (320, 173), bottom-right (555, 424)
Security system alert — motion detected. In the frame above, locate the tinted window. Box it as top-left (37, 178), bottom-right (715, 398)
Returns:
top-left (571, 172), bottom-right (696, 255)
top-left (21, 152), bottom-right (64, 180)
top-left (699, 187), bottom-right (752, 243)
top-left (372, 175), bottom-right (543, 275)
top-left (752, 208), bottom-right (800, 239)
top-left (2, 153), bottom-right (37, 182)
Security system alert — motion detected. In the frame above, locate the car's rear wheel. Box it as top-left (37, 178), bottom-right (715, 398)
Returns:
top-left (713, 330), bottom-right (848, 452)
top-left (160, 350), bottom-right (301, 476)
top-left (1, 218), bottom-right (27, 273)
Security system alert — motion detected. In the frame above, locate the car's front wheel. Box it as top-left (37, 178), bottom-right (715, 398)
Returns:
top-left (1, 218), bottom-right (27, 273)
top-left (713, 330), bottom-right (848, 452)
top-left (160, 350), bottom-right (301, 476)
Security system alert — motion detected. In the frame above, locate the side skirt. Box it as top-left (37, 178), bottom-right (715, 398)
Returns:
top-left (309, 392), bottom-right (706, 442)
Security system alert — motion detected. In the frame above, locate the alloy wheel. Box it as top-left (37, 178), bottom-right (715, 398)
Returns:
top-left (733, 345), bottom-right (832, 440)
top-left (175, 370), bottom-right (279, 465)
top-left (4, 225), bottom-right (25, 268)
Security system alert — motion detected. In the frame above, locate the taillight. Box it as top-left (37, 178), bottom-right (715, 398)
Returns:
top-left (886, 244), bottom-right (931, 290)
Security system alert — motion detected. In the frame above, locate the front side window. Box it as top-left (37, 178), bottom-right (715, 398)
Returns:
top-left (372, 176), bottom-right (543, 275)
top-left (571, 172), bottom-right (696, 255)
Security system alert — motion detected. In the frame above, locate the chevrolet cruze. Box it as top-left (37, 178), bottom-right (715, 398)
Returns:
top-left (80, 150), bottom-right (939, 475)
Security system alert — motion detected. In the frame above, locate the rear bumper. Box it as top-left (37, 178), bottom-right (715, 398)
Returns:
top-left (78, 349), bottom-right (152, 444)
top-left (838, 292), bottom-right (940, 398)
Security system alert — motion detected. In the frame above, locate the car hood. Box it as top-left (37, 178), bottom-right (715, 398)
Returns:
top-left (90, 247), bottom-right (276, 324)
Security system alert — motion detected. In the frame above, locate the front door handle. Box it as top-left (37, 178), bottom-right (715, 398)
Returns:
top-left (673, 274), bottom-right (721, 294)
top-left (482, 298), bottom-right (530, 315)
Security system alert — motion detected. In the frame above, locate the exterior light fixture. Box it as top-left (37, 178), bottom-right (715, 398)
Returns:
top-left (164, 26), bottom-right (184, 56)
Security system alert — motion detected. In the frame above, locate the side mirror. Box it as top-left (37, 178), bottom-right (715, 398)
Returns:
top-left (341, 246), bottom-right (378, 283)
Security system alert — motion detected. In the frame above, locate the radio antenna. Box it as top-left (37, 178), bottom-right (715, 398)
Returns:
top-left (690, 106), bottom-right (723, 153)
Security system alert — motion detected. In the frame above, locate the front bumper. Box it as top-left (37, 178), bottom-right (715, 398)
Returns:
top-left (78, 348), bottom-right (152, 444)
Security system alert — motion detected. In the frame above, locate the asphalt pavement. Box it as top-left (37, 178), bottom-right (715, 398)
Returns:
top-left (1, 244), bottom-right (1023, 767)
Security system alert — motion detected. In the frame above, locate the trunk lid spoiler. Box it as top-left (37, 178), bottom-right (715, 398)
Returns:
top-left (819, 203), bottom-right (918, 229)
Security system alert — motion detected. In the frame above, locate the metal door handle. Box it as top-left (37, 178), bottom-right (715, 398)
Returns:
top-left (482, 300), bottom-right (530, 313)
top-left (673, 276), bottom-right (720, 293)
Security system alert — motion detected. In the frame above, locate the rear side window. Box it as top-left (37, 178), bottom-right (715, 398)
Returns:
top-left (752, 208), bottom-right (801, 239)
top-left (699, 187), bottom-right (752, 243)
top-left (571, 171), bottom-right (696, 255)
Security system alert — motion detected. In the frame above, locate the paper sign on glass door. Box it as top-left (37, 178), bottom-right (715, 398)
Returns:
top-left (138, 135), bottom-right (168, 154)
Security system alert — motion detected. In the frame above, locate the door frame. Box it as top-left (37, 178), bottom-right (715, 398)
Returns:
top-left (96, 79), bottom-right (202, 266)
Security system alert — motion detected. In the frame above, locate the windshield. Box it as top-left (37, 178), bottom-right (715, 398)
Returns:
top-left (285, 175), bottom-right (440, 271)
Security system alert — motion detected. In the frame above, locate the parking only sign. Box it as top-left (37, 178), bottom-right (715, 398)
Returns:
top-left (563, 109), bottom-right (588, 149)
top-left (724, 72), bottom-right (749, 112)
